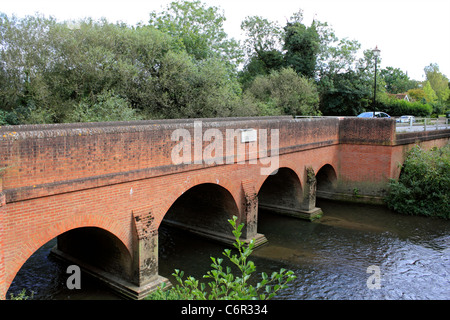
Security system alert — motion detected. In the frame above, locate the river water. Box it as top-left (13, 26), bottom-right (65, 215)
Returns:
top-left (7, 199), bottom-right (450, 300)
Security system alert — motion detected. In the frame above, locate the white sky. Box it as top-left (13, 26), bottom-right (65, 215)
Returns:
top-left (1, 0), bottom-right (449, 81)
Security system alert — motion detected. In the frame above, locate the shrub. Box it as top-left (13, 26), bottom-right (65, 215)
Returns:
top-left (146, 216), bottom-right (296, 300)
top-left (0, 109), bottom-right (8, 125)
top-left (244, 67), bottom-right (320, 117)
top-left (385, 144), bottom-right (449, 219)
top-left (8, 289), bottom-right (34, 300)
top-left (64, 90), bottom-right (142, 123)
top-left (380, 98), bottom-right (432, 117)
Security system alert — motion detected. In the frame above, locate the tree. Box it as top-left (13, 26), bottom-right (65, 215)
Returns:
top-left (238, 49), bottom-right (285, 90)
top-left (0, 12), bottom-right (249, 124)
top-left (422, 81), bottom-right (438, 104)
top-left (244, 67), bottom-right (320, 116)
top-left (312, 19), bottom-right (377, 115)
top-left (64, 90), bottom-right (142, 123)
top-left (239, 16), bottom-right (284, 88)
top-left (315, 20), bottom-right (361, 79)
top-left (317, 47), bottom-right (381, 116)
top-left (380, 66), bottom-right (418, 94)
top-left (319, 70), bottom-right (372, 116)
top-left (0, 13), bottom-right (58, 121)
top-left (148, 0), bottom-right (243, 68)
top-left (283, 20), bottom-right (320, 79)
top-left (424, 63), bottom-right (450, 103)
top-left (240, 15), bottom-right (283, 59)
top-left (407, 88), bottom-right (427, 102)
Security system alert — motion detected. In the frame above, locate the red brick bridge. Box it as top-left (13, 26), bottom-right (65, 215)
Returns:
top-left (1, 116), bottom-right (449, 299)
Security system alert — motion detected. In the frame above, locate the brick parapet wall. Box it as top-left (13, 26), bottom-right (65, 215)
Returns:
top-left (338, 117), bottom-right (395, 145)
top-left (0, 116), bottom-right (340, 203)
top-left (395, 129), bottom-right (450, 145)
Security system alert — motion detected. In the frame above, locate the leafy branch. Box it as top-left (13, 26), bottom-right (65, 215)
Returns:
top-left (147, 216), bottom-right (296, 300)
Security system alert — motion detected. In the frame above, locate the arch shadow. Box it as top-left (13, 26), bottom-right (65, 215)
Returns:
top-left (7, 226), bottom-right (133, 299)
top-left (258, 167), bottom-right (303, 211)
top-left (162, 183), bottom-right (240, 245)
top-left (316, 164), bottom-right (338, 198)
top-left (5, 215), bottom-right (133, 298)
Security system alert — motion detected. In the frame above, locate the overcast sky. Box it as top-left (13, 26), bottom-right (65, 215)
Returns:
top-left (2, 0), bottom-right (449, 81)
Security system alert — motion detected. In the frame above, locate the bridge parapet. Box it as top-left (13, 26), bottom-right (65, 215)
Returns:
top-left (0, 116), bottom-right (341, 203)
top-left (338, 117), bottom-right (395, 145)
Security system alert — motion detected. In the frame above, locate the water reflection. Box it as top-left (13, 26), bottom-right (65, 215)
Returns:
top-left (7, 200), bottom-right (450, 300)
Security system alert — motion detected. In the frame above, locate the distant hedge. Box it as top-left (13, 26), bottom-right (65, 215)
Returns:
top-left (380, 98), bottom-right (433, 117)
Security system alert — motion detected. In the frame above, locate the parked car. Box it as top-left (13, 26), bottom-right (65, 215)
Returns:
top-left (396, 115), bottom-right (415, 123)
top-left (357, 112), bottom-right (391, 118)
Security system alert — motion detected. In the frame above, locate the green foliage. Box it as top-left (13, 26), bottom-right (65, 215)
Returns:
top-left (244, 68), bottom-right (320, 116)
top-left (318, 70), bottom-right (372, 116)
top-left (380, 66), bottom-right (418, 94)
top-left (283, 21), bottom-right (320, 79)
top-left (240, 15), bottom-right (283, 58)
top-left (0, 10), bottom-right (247, 124)
top-left (386, 145), bottom-right (450, 219)
top-left (424, 63), bottom-right (450, 103)
top-left (0, 109), bottom-right (8, 125)
top-left (146, 216), bottom-right (296, 300)
top-left (238, 16), bottom-right (284, 89)
top-left (148, 0), bottom-right (243, 67)
top-left (422, 81), bottom-right (438, 104)
top-left (8, 289), bottom-right (34, 300)
top-left (146, 51), bottom-right (243, 119)
top-left (65, 90), bottom-right (142, 123)
top-left (379, 96), bottom-right (433, 117)
top-left (1, 3), bottom-right (446, 123)
top-left (238, 50), bottom-right (285, 90)
top-left (407, 88), bottom-right (427, 102)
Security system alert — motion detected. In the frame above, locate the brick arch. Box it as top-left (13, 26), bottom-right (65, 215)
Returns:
top-left (256, 165), bottom-right (304, 212)
top-left (316, 163), bottom-right (338, 194)
top-left (312, 160), bottom-right (339, 177)
top-left (5, 214), bottom-right (132, 293)
top-left (255, 162), bottom-right (303, 195)
top-left (155, 174), bottom-right (241, 228)
top-left (315, 163), bottom-right (338, 176)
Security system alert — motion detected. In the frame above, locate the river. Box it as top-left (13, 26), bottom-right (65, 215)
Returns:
top-left (7, 199), bottom-right (450, 300)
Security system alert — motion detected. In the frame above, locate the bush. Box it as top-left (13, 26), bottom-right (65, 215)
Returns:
top-left (0, 109), bottom-right (8, 125)
top-left (379, 96), bottom-right (432, 117)
top-left (8, 289), bottom-right (34, 300)
top-left (385, 144), bottom-right (449, 219)
top-left (146, 216), bottom-right (296, 300)
top-left (244, 67), bottom-right (320, 117)
top-left (64, 90), bottom-right (142, 123)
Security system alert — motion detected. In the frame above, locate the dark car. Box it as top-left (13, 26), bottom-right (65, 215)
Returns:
top-left (357, 112), bottom-right (391, 118)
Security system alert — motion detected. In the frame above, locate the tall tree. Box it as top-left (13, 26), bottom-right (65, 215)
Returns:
top-left (424, 63), bottom-right (450, 103)
top-left (239, 16), bottom-right (284, 88)
top-left (380, 66), bottom-right (418, 94)
top-left (148, 0), bottom-right (243, 67)
top-left (314, 20), bottom-right (361, 79)
top-left (283, 20), bottom-right (320, 79)
top-left (240, 15), bottom-right (283, 59)
top-left (244, 67), bottom-right (320, 116)
top-left (422, 81), bottom-right (438, 104)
